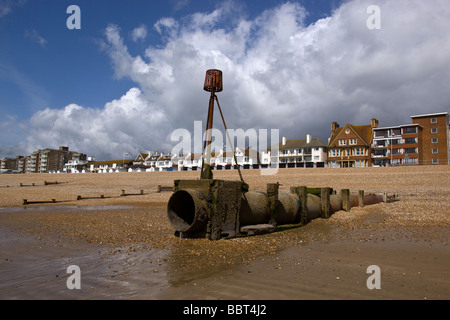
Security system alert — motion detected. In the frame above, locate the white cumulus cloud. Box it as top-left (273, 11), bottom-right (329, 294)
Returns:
top-left (23, 88), bottom-right (167, 160)
top-left (131, 24), bottom-right (148, 42)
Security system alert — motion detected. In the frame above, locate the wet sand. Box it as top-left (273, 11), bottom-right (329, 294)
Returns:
top-left (0, 166), bottom-right (449, 300)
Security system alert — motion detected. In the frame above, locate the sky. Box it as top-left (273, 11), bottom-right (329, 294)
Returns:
top-left (0, 0), bottom-right (449, 160)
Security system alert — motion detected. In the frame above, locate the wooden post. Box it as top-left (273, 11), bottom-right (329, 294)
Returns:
top-left (321, 187), bottom-right (331, 219)
top-left (358, 190), bottom-right (365, 207)
top-left (293, 186), bottom-right (308, 225)
top-left (341, 189), bottom-right (350, 212)
top-left (267, 183), bottom-right (279, 225)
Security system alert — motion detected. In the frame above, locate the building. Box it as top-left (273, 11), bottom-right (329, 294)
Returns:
top-left (176, 147), bottom-right (259, 171)
top-left (38, 146), bottom-right (87, 173)
top-left (178, 153), bottom-right (204, 171)
top-left (63, 153), bottom-right (89, 173)
top-left (327, 119), bottom-right (378, 168)
top-left (25, 151), bottom-right (40, 173)
top-left (16, 156), bottom-right (26, 173)
top-left (21, 146), bottom-right (87, 173)
top-left (271, 134), bottom-right (328, 168)
top-left (411, 112), bottom-right (450, 165)
top-left (372, 124), bottom-right (422, 166)
top-left (89, 159), bottom-right (134, 173)
top-left (0, 157), bottom-right (16, 173)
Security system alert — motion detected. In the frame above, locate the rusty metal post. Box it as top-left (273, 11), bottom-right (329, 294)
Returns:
top-left (201, 69), bottom-right (223, 180)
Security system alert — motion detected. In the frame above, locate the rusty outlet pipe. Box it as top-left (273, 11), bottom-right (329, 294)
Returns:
top-left (167, 186), bottom-right (384, 237)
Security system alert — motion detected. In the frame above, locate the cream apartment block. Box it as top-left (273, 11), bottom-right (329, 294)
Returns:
top-left (261, 134), bottom-right (328, 168)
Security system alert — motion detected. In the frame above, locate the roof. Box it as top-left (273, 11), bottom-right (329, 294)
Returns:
top-left (268, 137), bottom-right (327, 151)
top-left (135, 153), bottom-right (149, 160)
top-left (91, 159), bottom-right (134, 165)
top-left (188, 153), bottom-right (203, 160)
top-left (329, 124), bottom-right (372, 147)
top-left (410, 112), bottom-right (448, 118)
top-left (373, 124), bottom-right (420, 130)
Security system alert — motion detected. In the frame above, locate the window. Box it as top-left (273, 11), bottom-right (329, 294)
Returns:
top-left (432, 159), bottom-right (439, 164)
top-left (403, 127), bottom-right (417, 134)
top-left (432, 138), bottom-right (438, 143)
top-left (339, 139), bottom-right (347, 146)
top-left (349, 139), bottom-right (357, 145)
top-left (375, 130), bottom-right (388, 137)
top-left (346, 149), bottom-right (350, 156)
top-left (404, 137), bottom-right (417, 144)
top-left (355, 160), bottom-right (365, 168)
top-left (431, 118), bottom-right (437, 123)
top-left (374, 141), bottom-right (386, 147)
top-left (431, 128), bottom-right (438, 134)
top-left (432, 149), bottom-right (438, 154)
top-left (404, 148), bottom-right (417, 154)
top-left (282, 150), bottom-right (288, 155)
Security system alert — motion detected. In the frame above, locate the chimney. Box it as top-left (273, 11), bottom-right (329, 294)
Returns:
top-left (371, 118), bottom-right (379, 128)
top-left (282, 137), bottom-right (287, 146)
top-left (331, 122), bottom-right (339, 135)
top-left (306, 134), bottom-right (312, 144)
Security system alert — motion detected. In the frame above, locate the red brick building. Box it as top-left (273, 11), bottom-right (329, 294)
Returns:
top-left (327, 118), bottom-right (378, 168)
top-left (372, 124), bottom-right (422, 166)
top-left (411, 112), bottom-right (450, 165)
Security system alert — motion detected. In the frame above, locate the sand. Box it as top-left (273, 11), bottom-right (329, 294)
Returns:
top-left (0, 166), bottom-right (449, 300)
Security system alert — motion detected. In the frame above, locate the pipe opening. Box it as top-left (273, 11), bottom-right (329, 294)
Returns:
top-left (167, 190), bottom-right (195, 231)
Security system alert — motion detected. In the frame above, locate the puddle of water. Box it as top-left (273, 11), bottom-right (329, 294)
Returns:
top-left (0, 227), bottom-right (169, 300)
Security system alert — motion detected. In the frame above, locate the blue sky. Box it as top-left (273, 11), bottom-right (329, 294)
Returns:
top-left (0, 0), bottom-right (449, 159)
top-left (0, 0), bottom-right (340, 115)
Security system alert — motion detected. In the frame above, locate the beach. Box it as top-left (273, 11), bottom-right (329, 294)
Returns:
top-left (0, 166), bottom-right (449, 300)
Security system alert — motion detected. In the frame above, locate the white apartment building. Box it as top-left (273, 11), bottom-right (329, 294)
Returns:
top-left (262, 134), bottom-right (328, 168)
